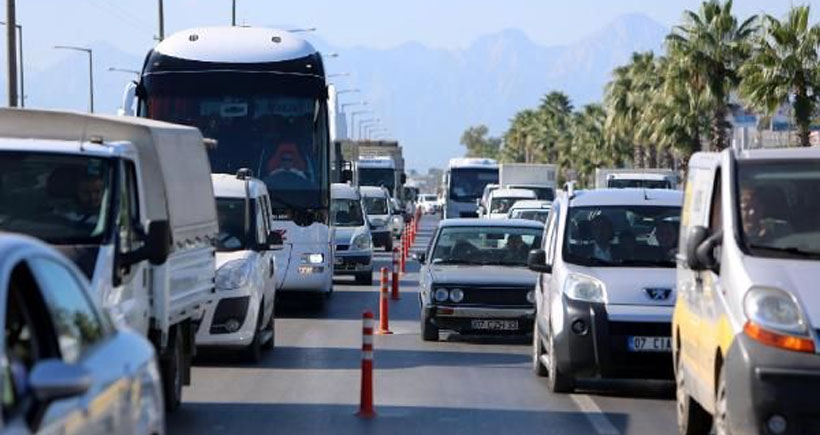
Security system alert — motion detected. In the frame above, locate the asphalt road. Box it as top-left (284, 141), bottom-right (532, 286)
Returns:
top-left (168, 215), bottom-right (676, 435)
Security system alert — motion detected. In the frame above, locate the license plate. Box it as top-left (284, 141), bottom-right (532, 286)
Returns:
top-left (628, 336), bottom-right (671, 352)
top-left (471, 320), bottom-right (519, 331)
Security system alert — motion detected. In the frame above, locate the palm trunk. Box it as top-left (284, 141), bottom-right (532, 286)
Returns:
top-left (794, 86), bottom-right (812, 147)
top-left (711, 102), bottom-right (728, 151)
top-left (646, 145), bottom-right (658, 168)
top-left (633, 143), bottom-right (644, 168)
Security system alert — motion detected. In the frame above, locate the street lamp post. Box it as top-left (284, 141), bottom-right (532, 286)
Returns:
top-left (359, 119), bottom-right (379, 141)
top-left (0, 21), bottom-right (23, 107)
top-left (288, 27), bottom-right (316, 33)
top-left (108, 67), bottom-right (140, 78)
top-left (349, 110), bottom-right (371, 140)
top-left (54, 45), bottom-right (94, 113)
top-left (328, 72), bottom-right (350, 78)
top-left (341, 101), bottom-right (366, 112)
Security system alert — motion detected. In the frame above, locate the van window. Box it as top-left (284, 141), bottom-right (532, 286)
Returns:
top-left (544, 203), bottom-right (561, 265)
top-left (709, 170), bottom-right (722, 232)
top-left (736, 159), bottom-right (820, 259)
top-left (118, 161), bottom-right (142, 255)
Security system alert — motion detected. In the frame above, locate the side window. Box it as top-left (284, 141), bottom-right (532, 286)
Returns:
top-left (709, 170), bottom-right (722, 232)
top-left (544, 203), bottom-right (561, 264)
top-left (255, 200), bottom-right (266, 244)
top-left (28, 258), bottom-right (106, 363)
top-left (118, 161), bottom-right (142, 254)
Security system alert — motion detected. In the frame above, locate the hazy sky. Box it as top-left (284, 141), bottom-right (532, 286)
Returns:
top-left (10, 0), bottom-right (820, 71)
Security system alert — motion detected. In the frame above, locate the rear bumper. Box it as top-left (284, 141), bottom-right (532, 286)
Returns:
top-left (547, 296), bottom-right (673, 379)
top-left (723, 334), bottom-right (820, 435)
top-left (425, 304), bottom-right (534, 334)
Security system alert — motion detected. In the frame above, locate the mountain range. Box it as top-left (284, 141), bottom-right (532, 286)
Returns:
top-left (14, 13), bottom-right (669, 171)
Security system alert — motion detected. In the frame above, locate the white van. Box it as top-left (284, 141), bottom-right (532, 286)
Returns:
top-left (0, 108), bottom-right (218, 410)
top-left (196, 172), bottom-right (278, 362)
top-left (674, 148), bottom-right (820, 435)
top-left (360, 186), bottom-right (394, 251)
top-left (528, 187), bottom-right (682, 392)
top-left (331, 183), bottom-right (374, 285)
top-left (486, 188), bottom-right (537, 219)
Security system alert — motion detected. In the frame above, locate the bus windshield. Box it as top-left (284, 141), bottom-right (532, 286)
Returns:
top-left (449, 168), bottom-right (499, 202)
top-left (144, 91), bottom-right (329, 213)
top-left (359, 168), bottom-right (395, 193)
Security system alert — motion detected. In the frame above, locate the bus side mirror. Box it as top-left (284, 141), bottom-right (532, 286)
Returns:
top-left (342, 168), bottom-right (353, 183)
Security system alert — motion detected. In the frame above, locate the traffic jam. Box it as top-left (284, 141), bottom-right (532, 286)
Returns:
top-left (0, 8), bottom-right (818, 435)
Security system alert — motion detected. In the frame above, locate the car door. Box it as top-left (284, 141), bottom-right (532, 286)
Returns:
top-left (257, 194), bottom-right (276, 320)
top-left (538, 201), bottom-right (560, 333)
top-left (27, 257), bottom-right (130, 435)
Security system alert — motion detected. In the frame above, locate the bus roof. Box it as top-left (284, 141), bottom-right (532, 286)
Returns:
top-left (358, 156), bottom-right (396, 169)
top-left (448, 157), bottom-right (498, 169)
top-left (155, 26), bottom-right (318, 64)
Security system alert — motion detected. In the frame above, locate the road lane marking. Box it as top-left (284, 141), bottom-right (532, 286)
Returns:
top-left (570, 394), bottom-right (620, 435)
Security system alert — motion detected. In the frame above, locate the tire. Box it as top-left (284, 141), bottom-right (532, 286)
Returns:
top-left (420, 310), bottom-right (439, 342)
top-left (714, 365), bottom-right (732, 435)
top-left (533, 321), bottom-right (547, 377)
top-left (546, 327), bottom-right (574, 393)
top-left (162, 326), bottom-right (184, 412)
top-left (675, 353), bottom-right (712, 435)
top-left (243, 308), bottom-right (263, 363)
top-left (355, 271), bottom-right (373, 286)
top-left (261, 305), bottom-right (275, 351)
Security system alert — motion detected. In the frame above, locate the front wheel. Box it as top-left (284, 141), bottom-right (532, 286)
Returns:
top-left (261, 305), bottom-right (275, 351)
top-left (675, 353), bottom-right (712, 435)
top-left (714, 365), bottom-right (732, 435)
top-left (161, 326), bottom-right (184, 412)
top-left (546, 327), bottom-right (574, 393)
top-left (420, 310), bottom-right (439, 342)
top-left (243, 309), bottom-right (263, 363)
top-left (533, 321), bottom-right (547, 377)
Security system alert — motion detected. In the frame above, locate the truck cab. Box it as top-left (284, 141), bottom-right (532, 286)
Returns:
top-left (0, 108), bottom-right (219, 411)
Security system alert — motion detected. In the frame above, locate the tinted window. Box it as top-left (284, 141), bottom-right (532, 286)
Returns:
top-left (331, 198), bottom-right (365, 226)
top-left (363, 196), bottom-right (388, 215)
top-left (449, 168), bottom-right (499, 202)
top-left (216, 198), bottom-right (256, 252)
top-left (431, 226), bottom-right (543, 266)
top-left (28, 258), bottom-right (105, 363)
top-left (608, 179), bottom-right (671, 189)
top-left (359, 168), bottom-right (395, 192)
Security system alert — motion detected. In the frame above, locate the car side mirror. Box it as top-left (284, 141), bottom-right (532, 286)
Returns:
top-left (27, 359), bottom-right (91, 431)
top-left (341, 168), bottom-right (353, 183)
top-left (685, 226), bottom-right (709, 271)
top-left (120, 220), bottom-right (171, 267)
top-left (527, 249), bottom-right (552, 274)
top-left (266, 231), bottom-right (284, 249)
top-left (401, 173), bottom-right (407, 184)
top-left (414, 252), bottom-right (427, 264)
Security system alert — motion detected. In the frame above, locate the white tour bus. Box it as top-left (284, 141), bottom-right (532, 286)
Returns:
top-left (444, 157), bottom-right (499, 219)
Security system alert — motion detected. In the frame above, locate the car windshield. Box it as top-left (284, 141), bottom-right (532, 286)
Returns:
top-left (216, 198), bottom-right (254, 252)
top-left (511, 209), bottom-right (550, 223)
top-left (737, 160), bottom-right (820, 259)
top-left (563, 205), bottom-right (681, 268)
top-left (431, 226), bottom-right (542, 266)
top-left (608, 179), bottom-right (671, 189)
top-left (363, 196), bottom-right (388, 215)
top-left (450, 168), bottom-right (499, 202)
top-left (332, 198), bottom-right (365, 227)
top-left (490, 197), bottom-right (529, 214)
top-left (0, 152), bottom-right (113, 245)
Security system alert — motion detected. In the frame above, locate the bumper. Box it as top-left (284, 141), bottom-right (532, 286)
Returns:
top-left (196, 290), bottom-right (260, 348)
top-left (333, 252), bottom-right (373, 275)
top-left (278, 263), bottom-right (332, 294)
top-left (425, 304), bottom-right (535, 334)
top-left (724, 333), bottom-right (820, 435)
top-left (371, 230), bottom-right (391, 247)
top-left (549, 295), bottom-right (674, 379)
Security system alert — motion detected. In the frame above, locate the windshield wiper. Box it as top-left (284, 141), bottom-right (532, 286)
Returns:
top-left (748, 244), bottom-right (820, 259)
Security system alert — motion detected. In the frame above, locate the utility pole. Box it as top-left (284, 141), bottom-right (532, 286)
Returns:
top-left (157, 0), bottom-right (164, 41)
top-left (1, 21), bottom-right (23, 107)
top-left (54, 46), bottom-right (94, 113)
top-left (6, 0), bottom-right (18, 107)
top-left (232, 0), bottom-right (236, 26)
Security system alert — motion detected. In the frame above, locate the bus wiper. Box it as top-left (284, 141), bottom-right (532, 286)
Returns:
top-left (748, 244), bottom-right (820, 259)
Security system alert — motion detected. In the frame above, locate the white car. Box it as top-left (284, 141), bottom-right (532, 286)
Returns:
top-left (196, 173), bottom-right (277, 362)
top-left (507, 200), bottom-right (552, 224)
top-left (486, 188), bottom-right (537, 219)
top-left (529, 186), bottom-right (682, 392)
top-left (418, 194), bottom-right (440, 214)
top-left (0, 234), bottom-right (164, 434)
top-left (331, 183), bottom-right (374, 285)
top-left (360, 186), bottom-right (395, 251)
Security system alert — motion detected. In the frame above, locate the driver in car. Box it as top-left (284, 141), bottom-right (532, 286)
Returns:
top-left (268, 151), bottom-right (307, 179)
top-left (57, 172), bottom-right (104, 227)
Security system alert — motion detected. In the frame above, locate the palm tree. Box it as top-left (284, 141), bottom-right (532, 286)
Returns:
top-left (740, 5), bottom-right (820, 147)
top-left (667, 0), bottom-right (758, 150)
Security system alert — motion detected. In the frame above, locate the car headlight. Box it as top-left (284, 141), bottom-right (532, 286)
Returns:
top-left (434, 288), bottom-right (449, 302)
top-left (216, 259), bottom-right (253, 290)
top-left (449, 288), bottom-right (464, 303)
top-left (526, 290), bottom-right (535, 304)
top-left (352, 234), bottom-right (372, 251)
top-left (563, 273), bottom-right (605, 303)
top-left (743, 287), bottom-right (815, 353)
top-left (301, 253), bottom-right (325, 264)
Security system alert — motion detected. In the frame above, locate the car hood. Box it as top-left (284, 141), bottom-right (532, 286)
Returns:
top-left (215, 250), bottom-right (254, 270)
top-left (743, 256), bottom-right (820, 329)
top-left (428, 264), bottom-right (537, 287)
top-left (334, 226), bottom-right (367, 245)
top-left (568, 265), bottom-right (677, 306)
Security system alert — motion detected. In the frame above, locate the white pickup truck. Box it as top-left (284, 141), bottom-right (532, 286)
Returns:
top-left (0, 108), bottom-right (218, 411)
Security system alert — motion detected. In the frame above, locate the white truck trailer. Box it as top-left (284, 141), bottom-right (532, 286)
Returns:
top-left (498, 163), bottom-right (557, 201)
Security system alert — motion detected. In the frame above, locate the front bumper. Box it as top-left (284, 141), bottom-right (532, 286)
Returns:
top-left (724, 333), bottom-right (820, 435)
top-left (549, 295), bottom-right (674, 379)
top-left (424, 304), bottom-right (535, 334)
top-left (195, 289), bottom-right (260, 348)
top-left (333, 252), bottom-right (373, 275)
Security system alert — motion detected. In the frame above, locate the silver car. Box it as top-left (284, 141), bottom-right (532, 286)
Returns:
top-left (417, 219), bottom-right (543, 341)
top-left (0, 234), bottom-right (164, 435)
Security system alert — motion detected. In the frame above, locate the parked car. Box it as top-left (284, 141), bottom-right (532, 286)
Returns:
top-left (417, 219), bottom-right (544, 341)
top-left (485, 188), bottom-right (537, 219)
top-left (528, 186), bottom-right (682, 393)
top-left (674, 148), bottom-right (820, 435)
top-left (331, 183), bottom-right (374, 285)
top-left (196, 173), bottom-right (278, 363)
top-left (507, 200), bottom-right (552, 224)
top-left (418, 194), bottom-right (440, 215)
top-left (360, 186), bottom-right (394, 251)
top-left (0, 233), bottom-right (164, 434)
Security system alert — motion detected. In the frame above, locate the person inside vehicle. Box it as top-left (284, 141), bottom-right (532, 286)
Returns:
top-left (269, 150), bottom-right (306, 179)
top-left (54, 171), bottom-right (104, 227)
top-left (590, 215), bottom-right (615, 262)
top-left (654, 220), bottom-right (678, 261)
top-left (739, 185), bottom-right (792, 244)
top-left (504, 234), bottom-right (530, 262)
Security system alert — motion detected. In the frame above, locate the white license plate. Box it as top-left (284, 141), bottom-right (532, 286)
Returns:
top-left (628, 336), bottom-right (672, 352)
top-left (471, 320), bottom-right (519, 331)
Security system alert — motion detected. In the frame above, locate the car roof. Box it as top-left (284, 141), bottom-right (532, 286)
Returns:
top-left (438, 218), bottom-right (544, 229)
top-left (492, 188), bottom-right (537, 198)
top-left (331, 183), bottom-right (360, 200)
top-left (565, 188), bottom-right (683, 207)
top-left (359, 185), bottom-right (388, 196)
top-left (211, 173), bottom-right (268, 199)
top-left (510, 200), bottom-right (552, 210)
